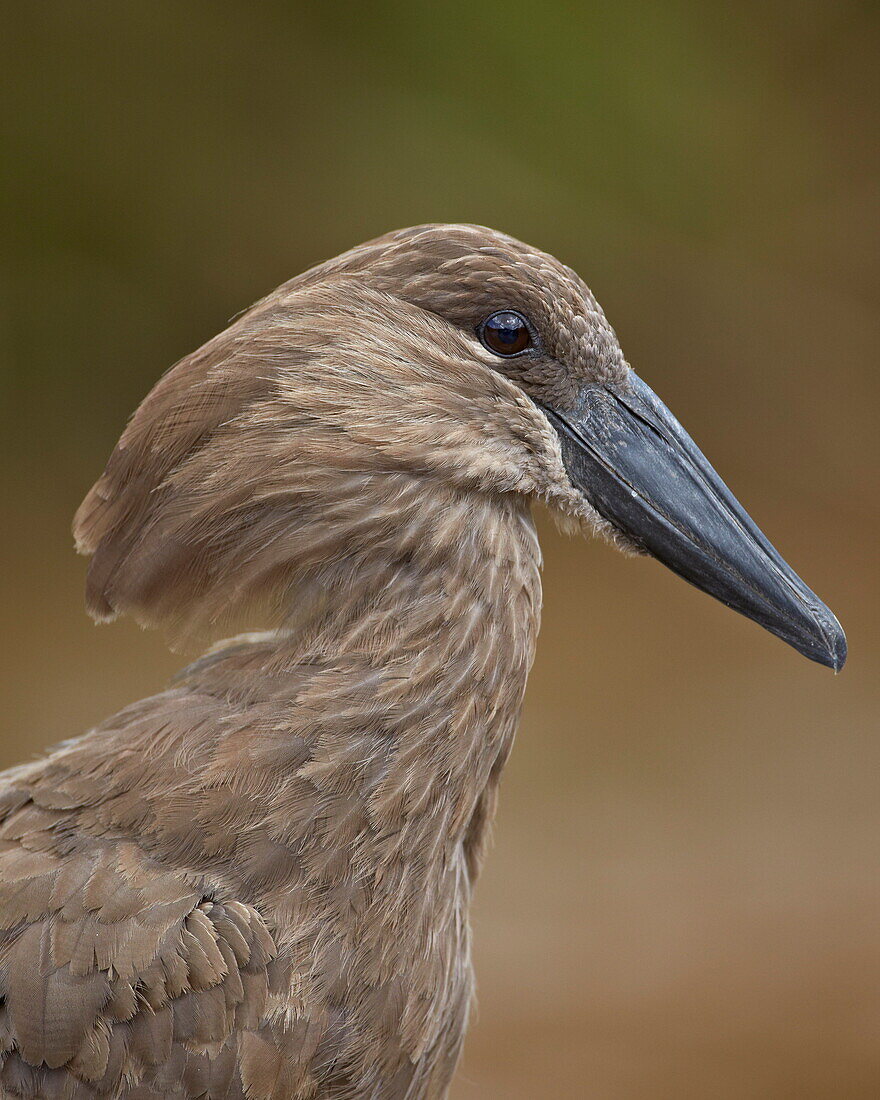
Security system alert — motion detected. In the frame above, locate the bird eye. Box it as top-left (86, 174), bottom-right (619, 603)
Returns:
top-left (479, 311), bottom-right (532, 357)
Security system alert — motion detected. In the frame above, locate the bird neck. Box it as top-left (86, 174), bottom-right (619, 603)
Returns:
top-left (48, 481), bottom-right (542, 928)
top-left (180, 482), bottom-right (543, 889)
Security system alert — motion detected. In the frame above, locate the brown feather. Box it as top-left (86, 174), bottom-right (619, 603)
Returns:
top-left (1, 225), bottom-right (631, 1097)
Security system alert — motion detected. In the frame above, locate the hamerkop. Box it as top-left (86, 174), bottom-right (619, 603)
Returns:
top-left (0, 225), bottom-right (845, 1098)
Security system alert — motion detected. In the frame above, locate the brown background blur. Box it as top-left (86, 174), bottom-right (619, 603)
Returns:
top-left (2, 3), bottom-right (879, 1096)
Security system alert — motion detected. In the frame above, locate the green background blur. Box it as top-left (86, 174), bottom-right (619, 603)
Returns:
top-left (2, 3), bottom-right (879, 1096)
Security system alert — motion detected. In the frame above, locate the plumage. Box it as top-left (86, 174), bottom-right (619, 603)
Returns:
top-left (0, 225), bottom-right (844, 1098)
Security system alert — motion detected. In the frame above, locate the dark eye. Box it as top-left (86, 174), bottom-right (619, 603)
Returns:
top-left (479, 311), bottom-right (532, 357)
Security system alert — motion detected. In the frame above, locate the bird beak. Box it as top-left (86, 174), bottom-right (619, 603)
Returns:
top-left (542, 371), bottom-right (846, 670)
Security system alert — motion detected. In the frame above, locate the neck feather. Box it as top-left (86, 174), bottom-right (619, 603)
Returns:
top-left (188, 481), bottom-right (544, 865)
top-left (49, 481), bottom-right (543, 909)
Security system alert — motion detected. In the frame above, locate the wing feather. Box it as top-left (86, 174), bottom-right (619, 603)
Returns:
top-left (0, 820), bottom-right (279, 1097)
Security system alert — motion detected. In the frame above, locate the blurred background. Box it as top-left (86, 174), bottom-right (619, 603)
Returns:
top-left (2, 2), bottom-right (878, 1095)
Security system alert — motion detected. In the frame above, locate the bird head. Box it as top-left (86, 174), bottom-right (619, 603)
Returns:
top-left (74, 224), bottom-right (845, 668)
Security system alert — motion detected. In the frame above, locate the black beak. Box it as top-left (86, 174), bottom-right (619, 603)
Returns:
top-left (543, 372), bottom-right (846, 670)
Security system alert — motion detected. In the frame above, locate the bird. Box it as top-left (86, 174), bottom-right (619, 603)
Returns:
top-left (0, 224), bottom-right (845, 1099)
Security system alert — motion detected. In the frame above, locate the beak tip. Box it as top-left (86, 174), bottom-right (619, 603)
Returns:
top-left (809, 608), bottom-right (847, 672)
top-left (829, 623), bottom-right (848, 673)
